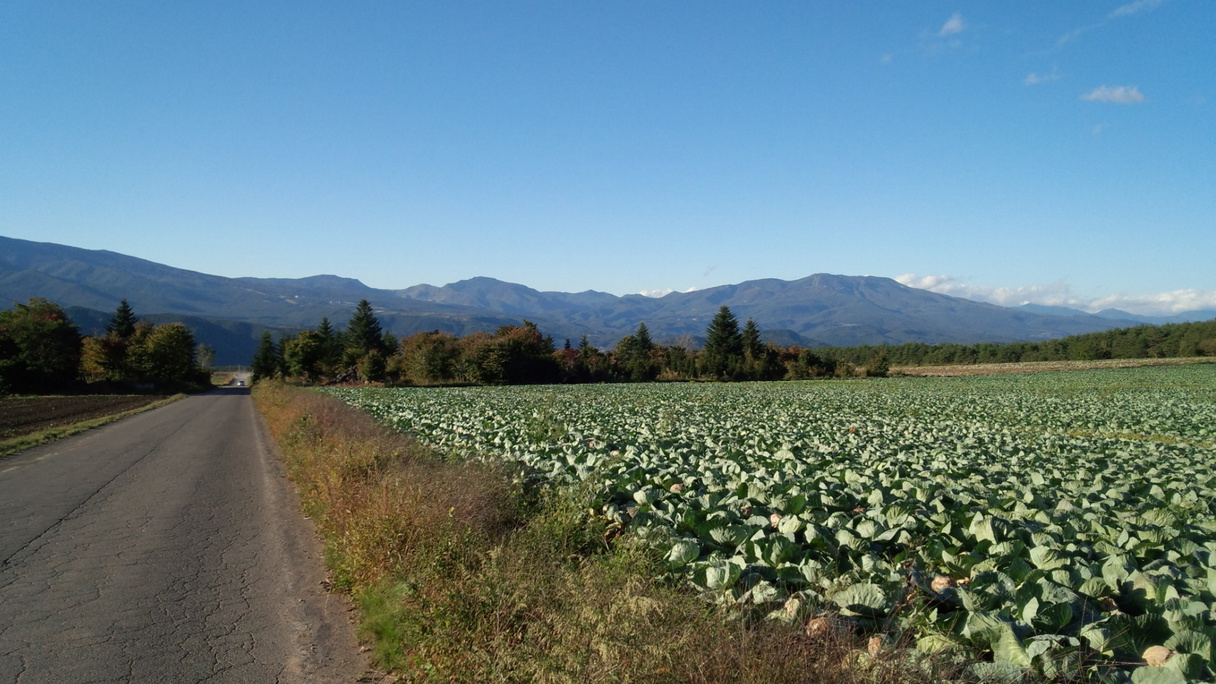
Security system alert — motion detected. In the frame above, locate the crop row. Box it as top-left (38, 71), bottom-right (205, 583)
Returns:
top-left (328, 365), bottom-right (1216, 682)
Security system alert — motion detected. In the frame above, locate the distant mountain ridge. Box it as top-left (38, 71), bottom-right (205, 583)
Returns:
top-left (3, 235), bottom-right (1204, 365)
top-left (1015, 303), bottom-right (1216, 327)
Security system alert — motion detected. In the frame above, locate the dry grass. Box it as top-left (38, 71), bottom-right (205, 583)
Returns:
top-left (210, 372), bottom-right (236, 386)
top-left (253, 382), bottom-right (972, 683)
top-left (254, 382), bottom-right (516, 589)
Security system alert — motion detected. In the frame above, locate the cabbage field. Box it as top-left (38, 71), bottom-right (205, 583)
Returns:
top-left (328, 364), bottom-right (1216, 682)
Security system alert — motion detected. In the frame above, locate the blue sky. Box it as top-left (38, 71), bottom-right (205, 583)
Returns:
top-left (2, 1), bottom-right (1212, 315)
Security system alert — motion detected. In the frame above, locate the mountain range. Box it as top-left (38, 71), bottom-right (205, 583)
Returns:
top-left (3, 235), bottom-right (1209, 366)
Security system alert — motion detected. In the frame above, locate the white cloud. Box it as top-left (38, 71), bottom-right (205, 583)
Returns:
top-left (1109, 0), bottom-right (1167, 19)
top-left (1090, 290), bottom-right (1216, 315)
top-left (639, 288), bottom-right (674, 298)
top-left (895, 274), bottom-right (959, 292)
top-left (1082, 85), bottom-right (1146, 104)
top-left (896, 274), bottom-right (1075, 308)
top-left (1055, 0), bottom-right (1166, 49)
top-left (1024, 69), bottom-right (1060, 86)
top-left (638, 287), bottom-right (697, 299)
top-left (895, 274), bottom-right (1216, 316)
top-left (938, 13), bottom-right (966, 37)
top-left (1055, 25), bottom-right (1092, 48)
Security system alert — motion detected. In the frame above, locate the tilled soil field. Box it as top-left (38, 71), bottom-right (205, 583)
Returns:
top-left (0, 395), bottom-right (166, 439)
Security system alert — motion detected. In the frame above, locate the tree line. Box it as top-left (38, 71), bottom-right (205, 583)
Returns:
top-left (11, 295), bottom-right (1210, 393)
top-left (255, 300), bottom-right (1216, 387)
top-left (812, 318), bottom-right (1216, 368)
top-left (252, 300), bottom-right (890, 385)
top-left (0, 298), bottom-right (211, 394)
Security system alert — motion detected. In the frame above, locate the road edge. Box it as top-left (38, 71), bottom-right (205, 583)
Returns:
top-left (248, 395), bottom-right (385, 683)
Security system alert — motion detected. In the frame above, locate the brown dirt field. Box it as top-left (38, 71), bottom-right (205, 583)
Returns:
top-left (893, 356), bottom-right (1215, 377)
top-left (0, 395), bottom-right (167, 439)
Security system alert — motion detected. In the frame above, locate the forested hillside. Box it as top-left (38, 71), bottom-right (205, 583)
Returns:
top-left (817, 319), bottom-right (1216, 367)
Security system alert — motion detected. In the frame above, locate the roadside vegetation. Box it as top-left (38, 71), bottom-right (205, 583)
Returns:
top-left (254, 381), bottom-right (967, 682)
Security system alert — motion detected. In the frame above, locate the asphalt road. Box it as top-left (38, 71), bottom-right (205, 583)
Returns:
top-left (0, 388), bottom-right (364, 683)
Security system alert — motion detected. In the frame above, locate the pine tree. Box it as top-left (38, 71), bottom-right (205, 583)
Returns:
top-left (577, 335), bottom-right (601, 381)
top-left (344, 299), bottom-right (387, 364)
top-left (250, 331), bottom-right (280, 382)
top-left (741, 318), bottom-right (766, 380)
top-left (622, 322), bottom-right (657, 382)
top-left (742, 319), bottom-right (763, 359)
top-left (106, 299), bottom-right (139, 339)
top-left (634, 322), bottom-right (654, 353)
top-left (317, 316), bottom-right (337, 344)
top-left (702, 305), bottom-right (744, 380)
top-left (315, 316), bottom-right (342, 373)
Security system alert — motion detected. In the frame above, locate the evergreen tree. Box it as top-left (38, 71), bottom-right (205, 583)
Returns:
top-left (634, 322), bottom-right (654, 353)
top-left (277, 333), bottom-right (293, 377)
top-left (315, 316), bottom-right (343, 374)
top-left (343, 299), bottom-right (387, 364)
top-left (576, 334), bottom-right (599, 381)
top-left (742, 319), bottom-right (763, 360)
top-left (250, 331), bottom-right (280, 382)
top-left (106, 299), bottom-right (138, 339)
top-left (741, 318), bottom-right (779, 380)
top-left (701, 305), bottom-right (744, 380)
top-left (619, 322), bottom-right (657, 382)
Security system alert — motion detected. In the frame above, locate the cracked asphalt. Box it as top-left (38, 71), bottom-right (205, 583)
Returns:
top-left (0, 388), bottom-right (365, 683)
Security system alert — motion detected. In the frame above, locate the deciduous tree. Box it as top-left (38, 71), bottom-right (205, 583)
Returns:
top-left (128, 322), bottom-right (200, 387)
top-left (0, 298), bottom-right (83, 393)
